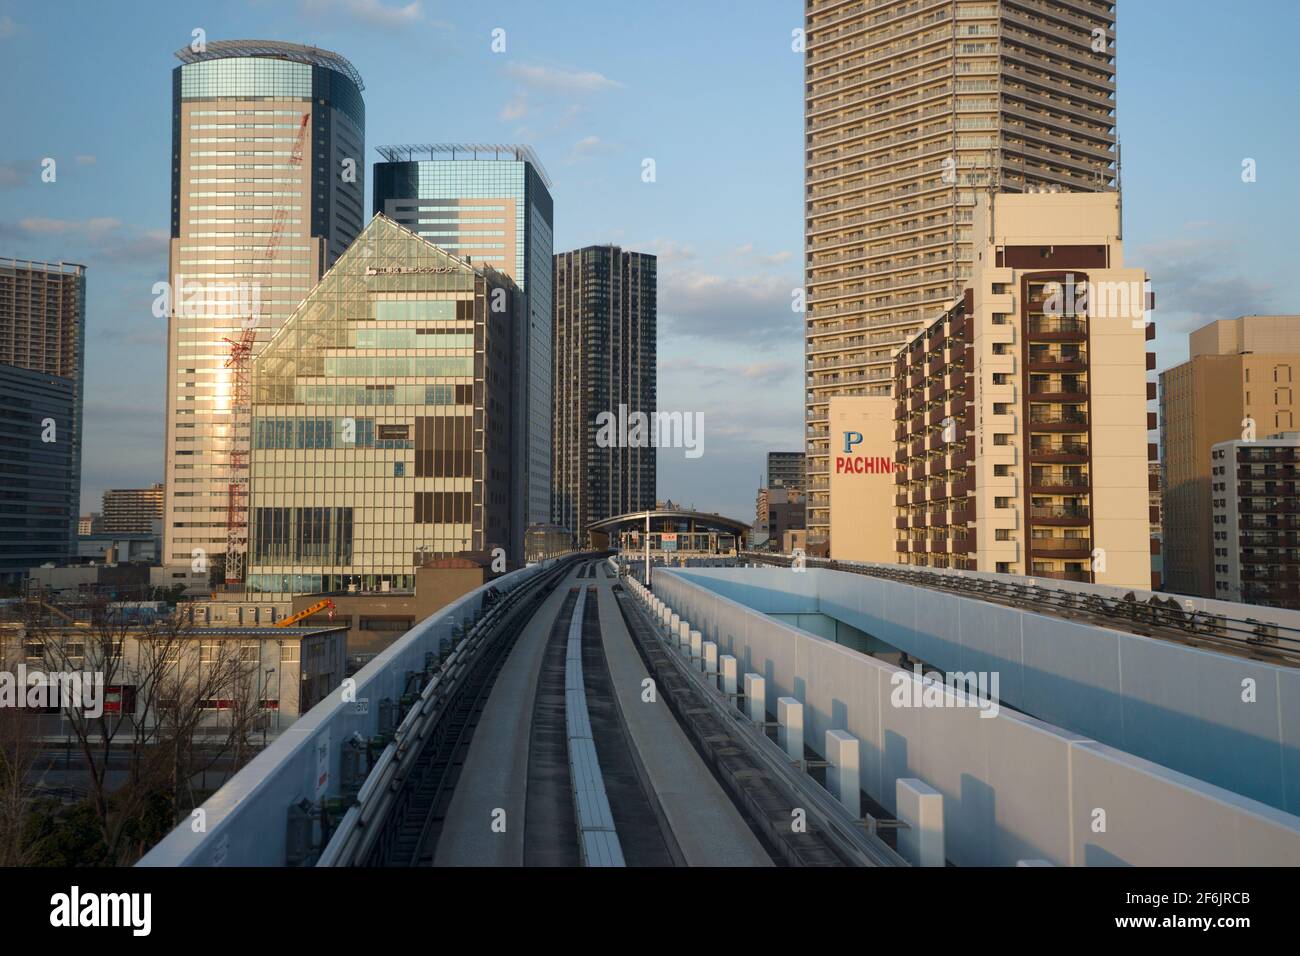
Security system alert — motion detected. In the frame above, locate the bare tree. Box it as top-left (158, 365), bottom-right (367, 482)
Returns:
top-left (0, 644), bottom-right (43, 865)
top-left (21, 599), bottom-right (272, 864)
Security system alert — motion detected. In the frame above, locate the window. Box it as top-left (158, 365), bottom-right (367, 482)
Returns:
top-left (358, 617), bottom-right (414, 632)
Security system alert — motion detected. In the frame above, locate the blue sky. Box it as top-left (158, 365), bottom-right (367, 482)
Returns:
top-left (0, 0), bottom-right (1297, 520)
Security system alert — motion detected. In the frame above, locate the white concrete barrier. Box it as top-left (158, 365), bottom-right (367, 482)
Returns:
top-left (825, 730), bottom-right (861, 818)
top-left (690, 630), bottom-right (703, 667)
top-left (896, 778), bottom-right (945, 867)
top-left (654, 567), bottom-right (1300, 866)
top-left (777, 697), bottom-right (803, 763)
top-left (671, 565), bottom-right (1300, 818)
top-left (720, 655), bottom-right (738, 697)
top-left (704, 641), bottom-right (718, 684)
top-left (744, 673), bottom-right (766, 723)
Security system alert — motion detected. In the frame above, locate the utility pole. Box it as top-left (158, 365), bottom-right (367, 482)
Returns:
top-left (644, 509), bottom-right (651, 588)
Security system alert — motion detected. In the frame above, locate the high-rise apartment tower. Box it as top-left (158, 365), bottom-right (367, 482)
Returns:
top-left (804, 0), bottom-right (1119, 549)
top-left (552, 246), bottom-right (657, 542)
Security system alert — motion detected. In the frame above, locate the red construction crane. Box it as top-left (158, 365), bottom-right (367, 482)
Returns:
top-left (223, 111), bottom-right (310, 586)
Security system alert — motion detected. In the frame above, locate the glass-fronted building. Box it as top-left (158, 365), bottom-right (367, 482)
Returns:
top-left (245, 214), bottom-right (517, 595)
top-left (373, 146), bottom-right (553, 560)
top-left (0, 365), bottom-right (79, 583)
top-left (0, 257), bottom-right (86, 575)
top-left (164, 40), bottom-right (365, 584)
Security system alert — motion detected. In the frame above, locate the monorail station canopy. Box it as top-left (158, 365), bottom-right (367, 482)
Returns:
top-left (589, 506), bottom-right (750, 561)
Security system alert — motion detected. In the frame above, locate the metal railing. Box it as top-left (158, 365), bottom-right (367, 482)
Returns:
top-left (737, 552), bottom-right (1300, 666)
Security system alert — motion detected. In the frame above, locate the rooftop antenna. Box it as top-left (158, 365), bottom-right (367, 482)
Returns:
top-left (1115, 138), bottom-right (1124, 240)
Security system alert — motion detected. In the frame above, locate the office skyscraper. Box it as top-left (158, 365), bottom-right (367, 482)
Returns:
top-left (162, 40), bottom-right (365, 582)
top-left (373, 145), bottom-right (554, 557)
top-left (552, 246), bottom-right (657, 542)
top-left (0, 257), bottom-right (86, 579)
top-left (804, 0), bottom-right (1119, 550)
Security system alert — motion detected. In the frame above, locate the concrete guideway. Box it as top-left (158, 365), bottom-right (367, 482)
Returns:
top-left (431, 560), bottom-right (772, 866)
top-left (591, 573), bottom-right (773, 866)
top-left (430, 565), bottom-right (583, 866)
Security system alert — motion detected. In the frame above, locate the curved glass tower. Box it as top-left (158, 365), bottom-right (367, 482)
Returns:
top-left (162, 40), bottom-right (365, 585)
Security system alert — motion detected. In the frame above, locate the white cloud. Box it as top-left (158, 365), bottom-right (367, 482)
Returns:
top-left (565, 135), bottom-right (611, 164)
top-left (660, 269), bottom-right (801, 341)
top-left (499, 95), bottom-right (528, 122)
top-left (506, 62), bottom-right (621, 92)
top-left (0, 218), bottom-right (167, 264)
top-left (1135, 235), bottom-right (1278, 337)
top-left (300, 0), bottom-right (428, 28)
top-left (16, 216), bottom-right (121, 236)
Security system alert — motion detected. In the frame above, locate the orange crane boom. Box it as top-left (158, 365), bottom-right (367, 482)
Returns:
top-left (275, 598), bottom-right (336, 628)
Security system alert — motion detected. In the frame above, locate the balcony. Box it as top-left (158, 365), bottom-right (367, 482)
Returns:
top-left (1029, 537), bottom-right (1092, 558)
top-left (1030, 475), bottom-right (1089, 493)
top-left (1028, 354), bottom-right (1088, 373)
top-left (1030, 569), bottom-right (1094, 584)
top-left (1027, 316), bottom-right (1088, 341)
top-left (1029, 407), bottom-right (1089, 431)
top-left (1028, 443), bottom-right (1089, 463)
top-left (1030, 504), bottom-right (1091, 525)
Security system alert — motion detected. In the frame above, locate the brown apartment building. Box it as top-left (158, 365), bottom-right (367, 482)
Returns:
top-left (1160, 315), bottom-right (1300, 597)
top-left (894, 191), bottom-right (1154, 587)
top-left (804, 0), bottom-right (1120, 551)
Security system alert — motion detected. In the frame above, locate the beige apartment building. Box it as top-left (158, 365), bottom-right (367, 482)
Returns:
top-left (1160, 315), bottom-right (1300, 598)
top-left (162, 42), bottom-right (365, 585)
top-left (102, 483), bottom-right (165, 534)
top-left (894, 192), bottom-right (1153, 587)
top-left (804, 0), bottom-right (1119, 549)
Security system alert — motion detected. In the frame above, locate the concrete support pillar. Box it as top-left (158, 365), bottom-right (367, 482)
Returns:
top-left (720, 655), bottom-right (737, 697)
top-left (824, 730), bottom-right (861, 819)
top-left (896, 778), bottom-right (945, 867)
top-left (744, 674), bottom-right (766, 723)
top-left (703, 641), bottom-right (718, 681)
top-left (689, 629), bottom-right (702, 665)
top-left (777, 697), bottom-right (803, 763)
top-left (678, 621), bottom-right (691, 652)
